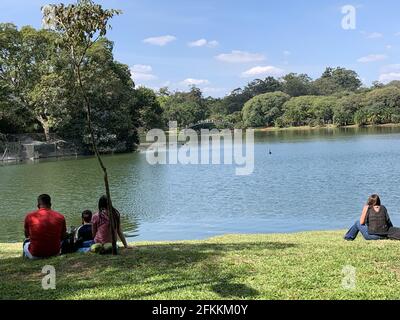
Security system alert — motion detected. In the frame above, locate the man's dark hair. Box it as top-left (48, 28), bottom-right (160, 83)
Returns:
top-left (81, 210), bottom-right (93, 223)
top-left (37, 194), bottom-right (51, 208)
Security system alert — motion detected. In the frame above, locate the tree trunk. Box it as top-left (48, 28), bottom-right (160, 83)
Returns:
top-left (37, 116), bottom-right (51, 142)
top-left (43, 125), bottom-right (50, 142)
top-left (76, 66), bottom-right (118, 255)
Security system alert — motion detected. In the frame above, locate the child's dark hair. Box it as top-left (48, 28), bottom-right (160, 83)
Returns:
top-left (98, 195), bottom-right (121, 229)
top-left (81, 210), bottom-right (93, 223)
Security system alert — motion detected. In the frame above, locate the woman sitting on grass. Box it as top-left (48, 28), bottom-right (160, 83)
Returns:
top-left (91, 195), bottom-right (130, 253)
top-left (344, 194), bottom-right (393, 241)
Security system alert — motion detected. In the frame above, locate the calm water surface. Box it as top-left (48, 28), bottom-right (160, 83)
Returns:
top-left (1, 127), bottom-right (400, 243)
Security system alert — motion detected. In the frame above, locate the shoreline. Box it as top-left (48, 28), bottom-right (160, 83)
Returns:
top-left (255, 123), bottom-right (400, 132)
top-left (3, 123), bottom-right (400, 164)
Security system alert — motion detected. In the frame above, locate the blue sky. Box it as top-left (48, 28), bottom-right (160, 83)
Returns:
top-left (1, 0), bottom-right (400, 97)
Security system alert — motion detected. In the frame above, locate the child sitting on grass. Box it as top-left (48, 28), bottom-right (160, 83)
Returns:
top-left (90, 195), bottom-right (130, 254)
top-left (74, 210), bottom-right (95, 253)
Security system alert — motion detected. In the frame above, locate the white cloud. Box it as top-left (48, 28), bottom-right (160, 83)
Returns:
top-left (357, 54), bottom-right (387, 63)
top-left (131, 64), bottom-right (152, 73)
top-left (131, 64), bottom-right (157, 82)
top-left (188, 39), bottom-right (207, 47)
top-left (363, 32), bottom-right (383, 39)
top-left (381, 64), bottom-right (400, 73)
top-left (283, 50), bottom-right (291, 56)
top-left (143, 35), bottom-right (176, 46)
top-left (134, 73), bottom-right (158, 81)
top-left (208, 40), bottom-right (219, 48)
top-left (215, 50), bottom-right (265, 63)
top-left (241, 66), bottom-right (284, 78)
top-left (379, 73), bottom-right (400, 83)
top-left (386, 45), bottom-right (393, 50)
top-left (188, 39), bottom-right (219, 48)
top-left (395, 32), bottom-right (400, 37)
top-left (181, 78), bottom-right (210, 86)
top-left (379, 65), bottom-right (400, 83)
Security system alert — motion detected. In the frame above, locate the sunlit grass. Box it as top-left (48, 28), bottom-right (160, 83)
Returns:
top-left (1, 231), bottom-right (400, 300)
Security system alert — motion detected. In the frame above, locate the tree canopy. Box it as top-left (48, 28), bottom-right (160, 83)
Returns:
top-left (2, 18), bottom-right (400, 141)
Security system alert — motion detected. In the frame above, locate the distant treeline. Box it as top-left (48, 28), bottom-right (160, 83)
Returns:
top-left (1, 24), bottom-right (400, 154)
top-left (159, 68), bottom-right (400, 130)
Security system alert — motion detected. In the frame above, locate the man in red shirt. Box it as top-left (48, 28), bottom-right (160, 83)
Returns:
top-left (23, 194), bottom-right (67, 259)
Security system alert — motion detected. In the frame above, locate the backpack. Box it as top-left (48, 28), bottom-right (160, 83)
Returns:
top-left (387, 227), bottom-right (400, 241)
top-left (61, 227), bottom-right (77, 254)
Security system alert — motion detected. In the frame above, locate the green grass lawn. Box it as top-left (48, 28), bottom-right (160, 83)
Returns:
top-left (1, 231), bottom-right (400, 300)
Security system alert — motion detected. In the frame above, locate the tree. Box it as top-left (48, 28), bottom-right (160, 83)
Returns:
top-left (354, 108), bottom-right (368, 126)
top-left (75, 40), bottom-right (138, 152)
top-left (281, 73), bottom-right (314, 97)
top-left (164, 101), bottom-right (205, 128)
top-left (43, 0), bottom-right (122, 254)
top-left (161, 87), bottom-right (207, 127)
top-left (0, 70), bottom-right (31, 133)
top-left (133, 87), bottom-right (164, 130)
top-left (280, 96), bottom-right (335, 127)
top-left (308, 96), bottom-right (336, 126)
top-left (244, 77), bottom-right (283, 97)
top-left (0, 24), bottom-right (70, 140)
top-left (242, 92), bottom-right (290, 128)
top-left (28, 73), bottom-right (71, 140)
top-left (222, 87), bottom-right (250, 114)
top-left (218, 77), bottom-right (283, 115)
top-left (386, 81), bottom-right (400, 89)
top-left (333, 93), bottom-right (364, 126)
top-left (372, 81), bottom-right (384, 89)
top-left (363, 86), bottom-right (400, 124)
top-left (314, 67), bottom-right (362, 95)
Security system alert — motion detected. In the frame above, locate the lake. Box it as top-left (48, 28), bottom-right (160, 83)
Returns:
top-left (1, 126), bottom-right (400, 243)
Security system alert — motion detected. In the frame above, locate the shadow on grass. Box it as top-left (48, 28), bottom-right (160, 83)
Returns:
top-left (0, 241), bottom-right (297, 300)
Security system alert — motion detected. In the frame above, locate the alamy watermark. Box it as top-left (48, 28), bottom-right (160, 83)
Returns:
top-left (342, 265), bottom-right (356, 290)
top-left (145, 122), bottom-right (255, 176)
top-left (341, 5), bottom-right (357, 30)
top-left (41, 265), bottom-right (56, 290)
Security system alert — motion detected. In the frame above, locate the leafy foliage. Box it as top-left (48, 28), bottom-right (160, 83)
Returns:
top-left (242, 92), bottom-right (290, 127)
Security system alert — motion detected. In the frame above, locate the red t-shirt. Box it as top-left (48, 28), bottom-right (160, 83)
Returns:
top-left (24, 208), bottom-right (66, 257)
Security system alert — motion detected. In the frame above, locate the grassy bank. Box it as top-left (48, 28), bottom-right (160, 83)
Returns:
top-left (1, 231), bottom-right (400, 300)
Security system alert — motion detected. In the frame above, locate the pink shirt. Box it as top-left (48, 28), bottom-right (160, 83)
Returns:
top-left (91, 211), bottom-right (113, 244)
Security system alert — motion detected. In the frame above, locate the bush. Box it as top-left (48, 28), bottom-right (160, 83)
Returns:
top-left (242, 92), bottom-right (290, 128)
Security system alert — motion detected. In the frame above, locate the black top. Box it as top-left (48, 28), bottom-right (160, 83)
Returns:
top-left (75, 224), bottom-right (93, 243)
top-left (366, 205), bottom-right (393, 236)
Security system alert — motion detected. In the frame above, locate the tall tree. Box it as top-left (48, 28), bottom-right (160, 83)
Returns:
top-left (0, 24), bottom-right (70, 140)
top-left (282, 73), bottom-right (314, 97)
top-left (133, 87), bottom-right (164, 131)
top-left (43, 0), bottom-right (122, 254)
top-left (314, 67), bottom-right (362, 95)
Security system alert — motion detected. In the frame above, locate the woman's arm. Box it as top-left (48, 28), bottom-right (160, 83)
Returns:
top-left (360, 205), bottom-right (369, 225)
top-left (117, 226), bottom-right (129, 248)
